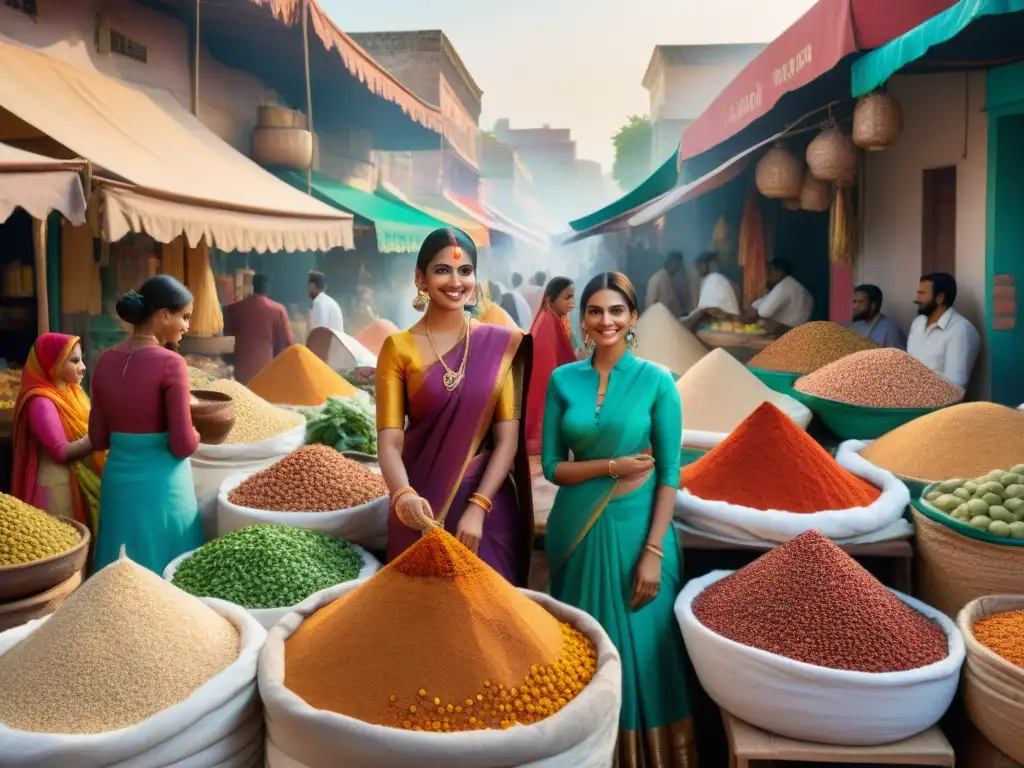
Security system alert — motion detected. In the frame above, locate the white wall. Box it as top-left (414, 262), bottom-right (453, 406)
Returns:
top-left (859, 72), bottom-right (989, 397)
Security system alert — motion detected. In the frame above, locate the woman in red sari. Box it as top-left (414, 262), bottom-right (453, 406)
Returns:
top-left (525, 277), bottom-right (578, 456)
top-left (375, 227), bottom-right (534, 585)
top-left (12, 333), bottom-right (105, 532)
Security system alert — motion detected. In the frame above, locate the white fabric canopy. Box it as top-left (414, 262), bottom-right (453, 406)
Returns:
top-left (0, 144), bottom-right (86, 225)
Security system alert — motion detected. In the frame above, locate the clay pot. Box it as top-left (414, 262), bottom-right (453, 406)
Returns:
top-left (0, 570), bottom-right (82, 632)
top-left (0, 518), bottom-right (89, 601)
top-left (190, 390), bottom-right (235, 445)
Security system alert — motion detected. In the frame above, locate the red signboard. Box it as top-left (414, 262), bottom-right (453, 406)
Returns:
top-left (679, 0), bottom-right (958, 160)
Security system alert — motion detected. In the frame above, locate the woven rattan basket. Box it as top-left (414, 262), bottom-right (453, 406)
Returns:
top-left (755, 145), bottom-right (804, 199)
top-left (957, 596), bottom-right (1024, 763)
top-left (853, 93), bottom-right (904, 151)
top-left (799, 175), bottom-right (831, 212)
top-left (251, 127), bottom-right (313, 169)
top-left (807, 127), bottom-right (858, 185)
top-left (913, 507), bottom-right (1024, 618)
top-left (257, 104), bottom-right (306, 129)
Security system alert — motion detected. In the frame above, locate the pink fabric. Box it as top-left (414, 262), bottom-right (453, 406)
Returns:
top-left (89, 346), bottom-right (199, 459)
top-left (28, 398), bottom-right (70, 463)
top-left (223, 295), bottom-right (294, 385)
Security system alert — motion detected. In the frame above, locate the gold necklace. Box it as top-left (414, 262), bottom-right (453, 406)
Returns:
top-left (425, 316), bottom-right (470, 391)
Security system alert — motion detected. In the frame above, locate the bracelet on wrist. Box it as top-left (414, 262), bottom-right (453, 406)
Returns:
top-left (608, 460), bottom-right (619, 479)
top-left (469, 492), bottom-right (493, 514)
top-left (645, 543), bottom-right (664, 559)
top-left (390, 486), bottom-right (416, 512)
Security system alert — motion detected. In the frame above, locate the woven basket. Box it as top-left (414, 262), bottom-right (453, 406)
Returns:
top-left (807, 127), bottom-right (858, 185)
top-left (957, 596), bottom-right (1024, 763)
top-left (257, 104), bottom-right (306, 129)
top-left (912, 507), bottom-right (1024, 618)
top-left (853, 93), bottom-right (904, 152)
top-left (799, 175), bottom-right (831, 212)
top-left (251, 127), bottom-right (313, 169)
top-left (755, 145), bottom-right (804, 199)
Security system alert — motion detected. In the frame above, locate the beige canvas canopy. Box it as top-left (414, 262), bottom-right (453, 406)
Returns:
top-left (0, 143), bottom-right (87, 225)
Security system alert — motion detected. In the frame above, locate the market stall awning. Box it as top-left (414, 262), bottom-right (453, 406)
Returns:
top-left (852, 0), bottom-right (1024, 96)
top-left (628, 133), bottom-right (783, 227)
top-left (479, 201), bottom-right (552, 251)
top-left (680, 0), bottom-right (959, 160)
top-left (443, 192), bottom-right (550, 251)
top-left (275, 169), bottom-right (444, 253)
top-left (378, 184), bottom-right (491, 247)
top-left (0, 143), bottom-right (87, 225)
top-left (0, 34), bottom-right (353, 252)
top-left (567, 149), bottom-right (679, 232)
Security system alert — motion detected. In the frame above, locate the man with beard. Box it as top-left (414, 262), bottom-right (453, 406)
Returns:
top-left (745, 258), bottom-right (813, 334)
top-left (844, 284), bottom-right (906, 349)
top-left (907, 272), bottom-right (980, 389)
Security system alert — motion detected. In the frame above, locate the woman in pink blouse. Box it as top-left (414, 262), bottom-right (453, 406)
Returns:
top-left (12, 333), bottom-right (104, 531)
top-left (88, 275), bottom-right (202, 574)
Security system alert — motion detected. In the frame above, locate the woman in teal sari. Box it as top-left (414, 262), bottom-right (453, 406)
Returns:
top-left (542, 271), bottom-right (696, 767)
top-left (88, 276), bottom-right (203, 574)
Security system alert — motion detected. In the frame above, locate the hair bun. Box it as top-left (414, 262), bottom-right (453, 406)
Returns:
top-left (115, 290), bottom-right (149, 325)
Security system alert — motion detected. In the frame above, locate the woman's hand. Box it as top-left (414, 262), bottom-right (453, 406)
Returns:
top-left (394, 493), bottom-right (435, 532)
top-left (455, 504), bottom-right (486, 554)
top-left (630, 549), bottom-right (662, 611)
top-left (610, 454), bottom-right (655, 478)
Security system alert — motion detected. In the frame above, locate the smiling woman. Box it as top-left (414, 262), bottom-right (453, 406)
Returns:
top-left (542, 271), bottom-right (697, 767)
top-left (373, 228), bottom-right (535, 585)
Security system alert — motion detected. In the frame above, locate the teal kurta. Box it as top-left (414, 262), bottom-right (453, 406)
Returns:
top-left (542, 351), bottom-right (692, 740)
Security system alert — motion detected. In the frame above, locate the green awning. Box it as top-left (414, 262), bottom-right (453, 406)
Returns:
top-left (568, 148), bottom-right (679, 232)
top-left (852, 0), bottom-right (1024, 96)
top-left (275, 169), bottom-right (444, 253)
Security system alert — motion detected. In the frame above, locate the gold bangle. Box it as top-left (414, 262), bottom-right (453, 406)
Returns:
top-left (608, 460), bottom-right (618, 479)
top-left (469, 492), bottom-right (493, 514)
top-left (390, 486), bottom-right (415, 512)
top-left (645, 543), bottom-right (664, 559)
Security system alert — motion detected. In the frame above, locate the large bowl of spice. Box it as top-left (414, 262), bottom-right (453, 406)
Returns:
top-left (258, 529), bottom-right (622, 768)
top-left (675, 531), bottom-right (963, 746)
top-left (956, 597), bottom-right (1024, 763)
top-left (0, 495), bottom-right (90, 601)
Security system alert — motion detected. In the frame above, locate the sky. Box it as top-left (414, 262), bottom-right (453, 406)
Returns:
top-left (323, 0), bottom-right (818, 171)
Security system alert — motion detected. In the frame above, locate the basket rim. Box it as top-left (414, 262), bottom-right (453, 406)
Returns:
top-left (0, 517), bottom-right (90, 574)
top-left (791, 390), bottom-right (951, 415)
top-left (913, 492), bottom-right (1024, 548)
top-left (957, 595), bottom-right (1024, 689)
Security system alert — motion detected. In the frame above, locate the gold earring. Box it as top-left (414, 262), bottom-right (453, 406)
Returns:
top-left (412, 290), bottom-right (428, 312)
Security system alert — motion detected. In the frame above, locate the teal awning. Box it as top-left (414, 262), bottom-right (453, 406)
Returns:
top-left (275, 169), bottom-right (444, 253)
top-left (852, 0), bottom-right (1024, 96)
top-left (568, 148), bottom-right (679, 232)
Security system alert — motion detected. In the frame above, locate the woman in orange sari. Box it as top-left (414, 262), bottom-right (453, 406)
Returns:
top-left (12, 333), bottom-right (105, 532)
top-left (525, 277), bottom-right (578, 455)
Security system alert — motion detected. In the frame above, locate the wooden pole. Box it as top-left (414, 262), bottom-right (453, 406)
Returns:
top-left (302, 0), bottom-right (314, 194)
top-left (192, 0), bottom-right (201, 116)
top-left (32, 218), bottom-right (50, 335)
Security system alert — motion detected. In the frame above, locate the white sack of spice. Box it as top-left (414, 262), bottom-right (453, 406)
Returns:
top-left (0, 556), bottom-right (267, 768)
top-left (216, 446), bottom-right (389, 550)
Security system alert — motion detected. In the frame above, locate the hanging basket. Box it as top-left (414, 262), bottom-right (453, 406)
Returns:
top-left (755, 145), bottom-right (804, 199)
top-left (799, 175), bottom-right (831, 212)
top-left (251, 126), bottom-right (313, 169)
top-left (853, 93), bottom-right (904, 151)
top-left (257, 105), bottom-right (307, 129)
top-left (807, 127), bottom-right (858, 185)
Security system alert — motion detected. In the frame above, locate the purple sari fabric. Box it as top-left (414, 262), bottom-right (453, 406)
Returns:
top-left (387, 324), bottom-right (534, 585)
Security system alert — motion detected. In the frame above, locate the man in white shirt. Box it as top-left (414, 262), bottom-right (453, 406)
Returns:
top-left (645, 251), bottom-right (690, 317)
top-left (307, 270), bottom-right (344, 335)
top-left (521, 271), bottom-right (546, 319)
top-left (907, 272), bottom-right (980, 390)
top-left (695, 252), bottom-right (740, 316)
top-left (746, 258), bottom-right (813, 333)
top-left (509, 272), bottom-right (534, 330)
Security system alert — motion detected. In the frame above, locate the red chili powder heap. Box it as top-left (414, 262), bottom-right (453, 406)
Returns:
top-left (682, 402), bottom-right (881, 512)
top-left (692, 531), bottom-right (948, 672)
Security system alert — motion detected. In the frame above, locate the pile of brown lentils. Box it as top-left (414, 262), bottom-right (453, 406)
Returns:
top-left (749, 321), bottom-right (879, 374)
top-left (692, 531), bottom-right (948, 672)
top-left (228, 444), bottom-right (388, 512)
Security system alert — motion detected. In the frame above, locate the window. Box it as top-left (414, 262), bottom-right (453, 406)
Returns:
top-left (921, 166), bottom-right (957, 275)
top-left (109, 30), bottom-right (147, 63)
top-left (3, 0), bottom-right (38, 17)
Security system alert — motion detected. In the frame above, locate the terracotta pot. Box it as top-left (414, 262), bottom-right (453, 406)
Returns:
top-left (190, 390), bottom-right (236, 446)
top-left (0, 518), bottom-right (90, 601)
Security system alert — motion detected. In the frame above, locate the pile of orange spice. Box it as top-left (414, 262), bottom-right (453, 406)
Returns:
top-left (248, 344), bottom-right (356, 406)
top-left (973, 610), bottom-right (1024, 668)
top-left (284, 529), bottom-right (597, 732)
top-left (683, 402), bottom-right (881, 513)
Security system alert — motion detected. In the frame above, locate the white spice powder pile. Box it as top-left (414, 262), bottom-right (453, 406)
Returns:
top-left (0, 560), bottom-right (239, 734)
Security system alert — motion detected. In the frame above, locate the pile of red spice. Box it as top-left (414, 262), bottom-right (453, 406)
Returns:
top-left (692, 531), bottom-right (948, 672)
top-left (682, 402), bottom-right (881, 512)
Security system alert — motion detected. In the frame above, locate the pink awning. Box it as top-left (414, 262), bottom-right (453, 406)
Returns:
top-left (679, 0), bottom-right (958, 160)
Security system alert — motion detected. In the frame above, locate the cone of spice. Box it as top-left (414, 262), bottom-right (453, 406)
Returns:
top-left (749, 321), bottom-right (878, 374)
top-left (228, 444), bottom-right (387, 512)
top-left (249, 344), bottom-right (358, 406)
top-left (284, 529), bottom-right (598, 731)
top-left (682, 402), bottom-right (880, 512)
top-left (693, 530), bottom-right (948, 672)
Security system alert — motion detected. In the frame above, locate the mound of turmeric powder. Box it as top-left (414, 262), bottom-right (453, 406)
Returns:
top-left (284, 529), bottom-right (598, 732)
top-left (248, 344), bottom-right (356, 406)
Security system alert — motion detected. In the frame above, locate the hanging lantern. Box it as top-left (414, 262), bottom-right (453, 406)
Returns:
top-left (799, 175), bottom-right (831, 212)
top-left (755, 145), bottom-right (804, 199)
top-left (853, 92), bottom-right (904, 151)
top-left (807, 127), bottom-right (858, 185)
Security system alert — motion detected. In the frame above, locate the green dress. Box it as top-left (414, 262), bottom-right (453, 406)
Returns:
top-left (542, 351), bottom-right (696, 767)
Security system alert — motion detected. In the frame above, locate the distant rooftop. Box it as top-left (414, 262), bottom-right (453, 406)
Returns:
top-left (642, 43), bottom-right (766, 88)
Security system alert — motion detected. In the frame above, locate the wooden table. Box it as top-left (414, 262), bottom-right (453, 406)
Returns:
top-left (723, 711), bottom-right (955, 768)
